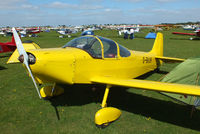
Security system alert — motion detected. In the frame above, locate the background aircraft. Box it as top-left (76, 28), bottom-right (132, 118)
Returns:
top-left (57, 29), bottom-right (72, 35)
top-left (19, 27), bottom-right (41, 37)
top-left (172, 29), bottom-right (200, 40)
top-left (0, 36), bottom-right (16, 53)
top-left (27, 27), bottom-right (41, 34)
top-left (8, 28), bottom-right (200, 127)
top-left (57, 28), bottom-right (78, 38)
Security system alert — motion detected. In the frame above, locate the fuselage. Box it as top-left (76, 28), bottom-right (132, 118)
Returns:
top-left (28, 47), bottom-right (158, 85)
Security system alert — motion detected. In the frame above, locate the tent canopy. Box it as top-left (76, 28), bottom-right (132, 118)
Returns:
top-left (161, 57), bottom-right (200, 107)
top-left (145, 32), bottom-right (157, 39)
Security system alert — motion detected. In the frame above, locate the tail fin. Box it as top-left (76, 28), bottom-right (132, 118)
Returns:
top-left (11, 35), bottom-right (16, 45)
top-left (150, 33), bottom-right (185, 64)
top-left (196, 31), bottom-right (200, 37)
top-left (150, 32), bottom-right (163, 56)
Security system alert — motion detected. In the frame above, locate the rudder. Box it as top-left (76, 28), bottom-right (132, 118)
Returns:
top-left (150, 32), bottom-right (163, 57)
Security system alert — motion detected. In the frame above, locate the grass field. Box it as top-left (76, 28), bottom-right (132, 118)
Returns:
top-left (1, 28), bottom-right (200, 134)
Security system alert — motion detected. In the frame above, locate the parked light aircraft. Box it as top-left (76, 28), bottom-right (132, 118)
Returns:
top-left (57, 28), bottom-right (78, 38)
top-left (57, 29), bottom-right (70, 35)
top-left (18, 27), bottom-right (41, 37)
top-left (25, 27), bottom-right (41, 34)
top-left (8, 28), bottom-right (200, 127)
top-left (0, 36), bottom-right (16, 53)
top-left (172, 30), bottom-right (200, 40)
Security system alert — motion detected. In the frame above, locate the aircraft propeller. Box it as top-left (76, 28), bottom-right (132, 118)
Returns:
top-left (12, 27), bottom-right (42, 99)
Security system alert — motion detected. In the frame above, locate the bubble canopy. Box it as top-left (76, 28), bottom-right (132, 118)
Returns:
top-left (62, 36), bottom-right (131, 58)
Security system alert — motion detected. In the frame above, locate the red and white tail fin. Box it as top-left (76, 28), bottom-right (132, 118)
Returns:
top-left (11, 35), bottom-right (16, 45)
top-left (196, 30), bottom-right (200, 37)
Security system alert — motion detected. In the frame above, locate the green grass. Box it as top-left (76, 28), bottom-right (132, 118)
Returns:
top-left (1, 28), bottom-right (200, 134)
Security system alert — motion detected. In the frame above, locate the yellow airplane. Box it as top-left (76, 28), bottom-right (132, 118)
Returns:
top-left (8, 28), bottom-right (200, 128)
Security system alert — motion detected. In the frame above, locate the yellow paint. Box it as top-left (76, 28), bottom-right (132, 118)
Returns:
top-left (8, 33), bottom-right (196, 97)
top-left (24, 41), bottom-right (155, 84)
top-left (150, 33), bottom-right (163, 57)
top-left (101, 85), bottom-right (111, 108)
top-left (7, 42), bottom-right (40, 64)
top-left (40, 84), bottom-right (64, 98)
top-left (95, 107), bottom-right (121, 126)
top-left (91, 77), bottom-right (200, 96)
top-left (29, 48), bottom-right (76, 84)
top-left (155, 56), bottom-right (185, 63)
top-left (8, 31), bottom-right (200, 127)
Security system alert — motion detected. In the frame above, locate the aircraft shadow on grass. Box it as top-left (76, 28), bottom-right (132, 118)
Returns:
top-left (0, 65), bottom-right (7, 70)
top-left (0, 52), bottom-right (13, 58)
top-left (49, 70), bottom-right (200, 131)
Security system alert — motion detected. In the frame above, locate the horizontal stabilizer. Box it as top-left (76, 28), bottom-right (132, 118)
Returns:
top-left (155, 56), bottom-right (185, 63)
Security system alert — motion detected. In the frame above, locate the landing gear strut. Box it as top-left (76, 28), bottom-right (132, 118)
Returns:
top-left (95, 85), bottom-right (121, 128)
top-left (40, 84), bottom-right (64, 98)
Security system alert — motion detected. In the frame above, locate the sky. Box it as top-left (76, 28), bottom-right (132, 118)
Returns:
top-left (0, 0), bottom-right (200, 27)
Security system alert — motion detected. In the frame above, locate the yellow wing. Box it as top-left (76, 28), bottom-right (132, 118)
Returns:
top-left (91, 77), bottom-right (200, 96)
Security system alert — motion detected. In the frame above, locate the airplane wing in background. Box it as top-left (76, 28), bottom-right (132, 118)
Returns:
top-left (91, 76), bottom-right (200, 96)
top-left (172, 32), bottom-right (196, 36)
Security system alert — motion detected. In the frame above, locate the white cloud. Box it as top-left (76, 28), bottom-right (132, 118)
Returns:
top-left (46, 1), bottom-right (103, 10)
top-left (113, 0), bottom-right (144, 2)
top-left (128, 7), bottom-right (200, 24)
top-left (80, 0), bottom-right (103, 4)
top-left (0, 0), bottom-right (26, 9)
top-left (0, 0), bottom-right (39, 10)
top-left (0, 0), bottom-right (199, 27)
top-left (1, 0), bottom-right (26, 4)
top-left (113, 0), bottom-right (144, 3)
top-left (105, 9), bottom-right (112, 12)
top-left (46, 1), bottom-right (78, 9)
top-left (114, 0), bottom-right (180, 2)
top-left (79, 5), bottom-right (103, 10)
top-left (156, 0), bottom-right (179, 2)
top-left (21, 4), bottom-right (39, 10)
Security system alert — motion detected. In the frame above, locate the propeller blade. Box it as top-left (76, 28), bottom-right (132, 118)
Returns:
top-left (12, 28), bottom-right (28, 62)
top-left (23, 61), bottom-right (42, 99)
top-left (12, 27), bottom-right (42, 99)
